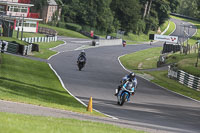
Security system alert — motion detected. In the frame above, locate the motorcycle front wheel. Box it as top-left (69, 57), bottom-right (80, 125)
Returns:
top-left (78, 63), bottom-right (84, 71)
top-left (118, 93), bottom-right (127, 106)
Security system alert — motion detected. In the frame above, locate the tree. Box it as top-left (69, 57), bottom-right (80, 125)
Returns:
top-left (176, 0), bottom-right (199, 19)
top-left (152, 0), bottom-right (170, 25)
top-left (110, 0), bottom-right (141, 33)
top-left (61, 0), bottom-right (114, 33)
top-left (196, 0), bottom-right (200, 19)
top-left (142, 0), bottom-right (149, 19)
top-left (168, 0), bottom-right (179, 13)
top-left (31, 0), bottom-right (47, 12)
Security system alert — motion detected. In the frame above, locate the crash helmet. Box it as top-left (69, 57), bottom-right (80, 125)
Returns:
top-left (129, 72), bottom-right (135, 79)
top-left (81, 50), bottom-right (86, 56)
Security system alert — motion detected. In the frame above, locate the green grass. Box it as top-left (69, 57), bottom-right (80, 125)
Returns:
top-left (39, 23), bottom-right (89, 39)
top-left (32, 40), bottom-right (64, 59)
top-left (117, 20), bottom-right (174, 44)
top-left (122, 32), bottom-right (155, 44)
top-left (166, 53), bottom-right (200, 77)
top-left (160, 20), bottom-right (169, 32)
top-left (163, 21), bottom-right (176, 35)
top-left (0, 112), bottom-right (143, 133)
top-left (122, 19), bottom-right (175, 44)
top-left (13, 31), bottom-right (45, 39)
top-left (0, 54), bottom-right (102, 116)
top-left (0, 36), bottom-right (28, 45)
top-left (120, 47), bottom-right (162, 70)
top-left (107, 31), bottom-right (156, 45)
top-left (120, 47), bottom-right (200, 101)
top-left (144, 71), bottom-right (200, 101)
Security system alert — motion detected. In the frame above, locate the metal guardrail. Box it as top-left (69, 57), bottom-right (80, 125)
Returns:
top-left (21, 36), bottom-right (58, 43)
top-left (168, 65), bottom-right (200, 90)
top-left (170, 13), bottom-right (200, 21)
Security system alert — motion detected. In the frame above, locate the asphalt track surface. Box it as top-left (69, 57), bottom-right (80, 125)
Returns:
top-left (48, 18), bottom-right (200, 133)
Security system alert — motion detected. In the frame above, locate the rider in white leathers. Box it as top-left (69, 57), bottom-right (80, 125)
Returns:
top-left (115, 72), bottom-right (137, 96)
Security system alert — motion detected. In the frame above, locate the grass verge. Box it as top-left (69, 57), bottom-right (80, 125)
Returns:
top-left (163, 21), bottom-right (176, 35)
top-left (13, 31), bottom-right (45, 39)
top-left (0, 54), bottom-right (103, 116)
top-left (120, 47), bottom-right (162, 70)
top-left (144, 71), bottom-right (200, 101)
top-left (32, 40), bottom-right (64, 59)
top-left (0, 112), bottom-right (143, 133)
top-left (122, 32), bottom-right (155, 44)
top-left (39, 23), bottom-right (89, 39)
top-left (160, 20), bottom-right (169, 32)
top-left (0, 36), bottom-right (28, 45)
top-left (119, 47), bottom-right (200, 101)
top-left (166, 52), bottom-right (200, 77)
top-left (120, 20), bottom-right (174, 44)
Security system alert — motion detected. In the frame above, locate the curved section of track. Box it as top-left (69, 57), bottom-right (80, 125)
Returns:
top-left (49, 19), bottom-right (200, 133)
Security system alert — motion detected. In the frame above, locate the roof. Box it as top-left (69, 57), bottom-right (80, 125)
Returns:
top-left (47, 0), bottom-right (57, 6)
top-left (2, 15), bottom-right (43, 21)
top-left (0, 1), bottom-right (34, 7)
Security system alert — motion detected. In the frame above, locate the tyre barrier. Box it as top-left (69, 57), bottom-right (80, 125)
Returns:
top-left (0, 41), bottom-right (34, 56)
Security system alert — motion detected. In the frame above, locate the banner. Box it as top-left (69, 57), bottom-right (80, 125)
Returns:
top-left (154, 34), bottom-right (178, 43)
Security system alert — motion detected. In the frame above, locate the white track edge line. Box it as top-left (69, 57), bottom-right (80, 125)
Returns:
top-left (169, 21), bottom-right (176, 35)
top-left (48, 63), bottom-right (118, 120)
top-left (48, 41), bottom-right (118, 120)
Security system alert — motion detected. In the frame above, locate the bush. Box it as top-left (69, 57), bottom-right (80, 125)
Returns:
top-left (57, 22), bottom-right (66, 28)
top-left (82, 25), bottom-right (107, 35)
top-left (66, 23), bottom-right (82, 32)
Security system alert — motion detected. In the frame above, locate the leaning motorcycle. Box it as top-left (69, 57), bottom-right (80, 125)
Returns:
top-left (116, 81), bottom-right (135, 106)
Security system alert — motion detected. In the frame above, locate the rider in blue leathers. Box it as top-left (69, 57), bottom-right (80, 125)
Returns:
top-left (115, 72), bottom-right (137, 96)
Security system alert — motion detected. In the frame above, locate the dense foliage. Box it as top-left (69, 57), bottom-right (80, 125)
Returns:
top-left (31, 0), bottom-right (47, 12)
top-left (32, 0), bottom-right (180, 34)
top-left (176, 0), bottom-right (200, 19)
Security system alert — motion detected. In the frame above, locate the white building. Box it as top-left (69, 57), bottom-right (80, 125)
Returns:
top-left (0, 0), bottom-right (42, 33)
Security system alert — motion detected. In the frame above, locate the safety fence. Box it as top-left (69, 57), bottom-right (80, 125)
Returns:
top-left (0, 41), bottom-right (37, 55)
top-left (21, 36), bottom-right (57, 43)
top-left (162, 42), bottom-right (180, 54)
top-left (168, 65), bottom-right (200, 91)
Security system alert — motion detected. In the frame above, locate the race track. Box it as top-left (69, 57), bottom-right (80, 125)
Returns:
top-left (49, 18), bottom-right (200, 133)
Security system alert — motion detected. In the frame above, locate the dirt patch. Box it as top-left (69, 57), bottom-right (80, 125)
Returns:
top-left (138, 62), bottom-right (143, 69)
top-left (146, 56), bottom-right (158, 61)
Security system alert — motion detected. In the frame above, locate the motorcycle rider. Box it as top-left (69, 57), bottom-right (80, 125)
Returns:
top-left (115, 72), bottom-right (137, 96)
top-left (77, 50), bottom-right (86, 64)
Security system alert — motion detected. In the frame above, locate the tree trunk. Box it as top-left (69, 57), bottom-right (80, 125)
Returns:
top-left (143, 1), bottom-right (149, 19)
top-left (147, 0), bottom-right (152, 16)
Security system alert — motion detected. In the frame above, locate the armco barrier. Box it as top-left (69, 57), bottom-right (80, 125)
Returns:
top-left (168, 65), bottom-right (200, 90)
top-left (21, 36), bottom-right (57, 43)
top-left (93, 38), bottom-right (122, 46)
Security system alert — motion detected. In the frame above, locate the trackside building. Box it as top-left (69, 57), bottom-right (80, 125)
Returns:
top-left (0, 0), bottom-right (42, 33)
